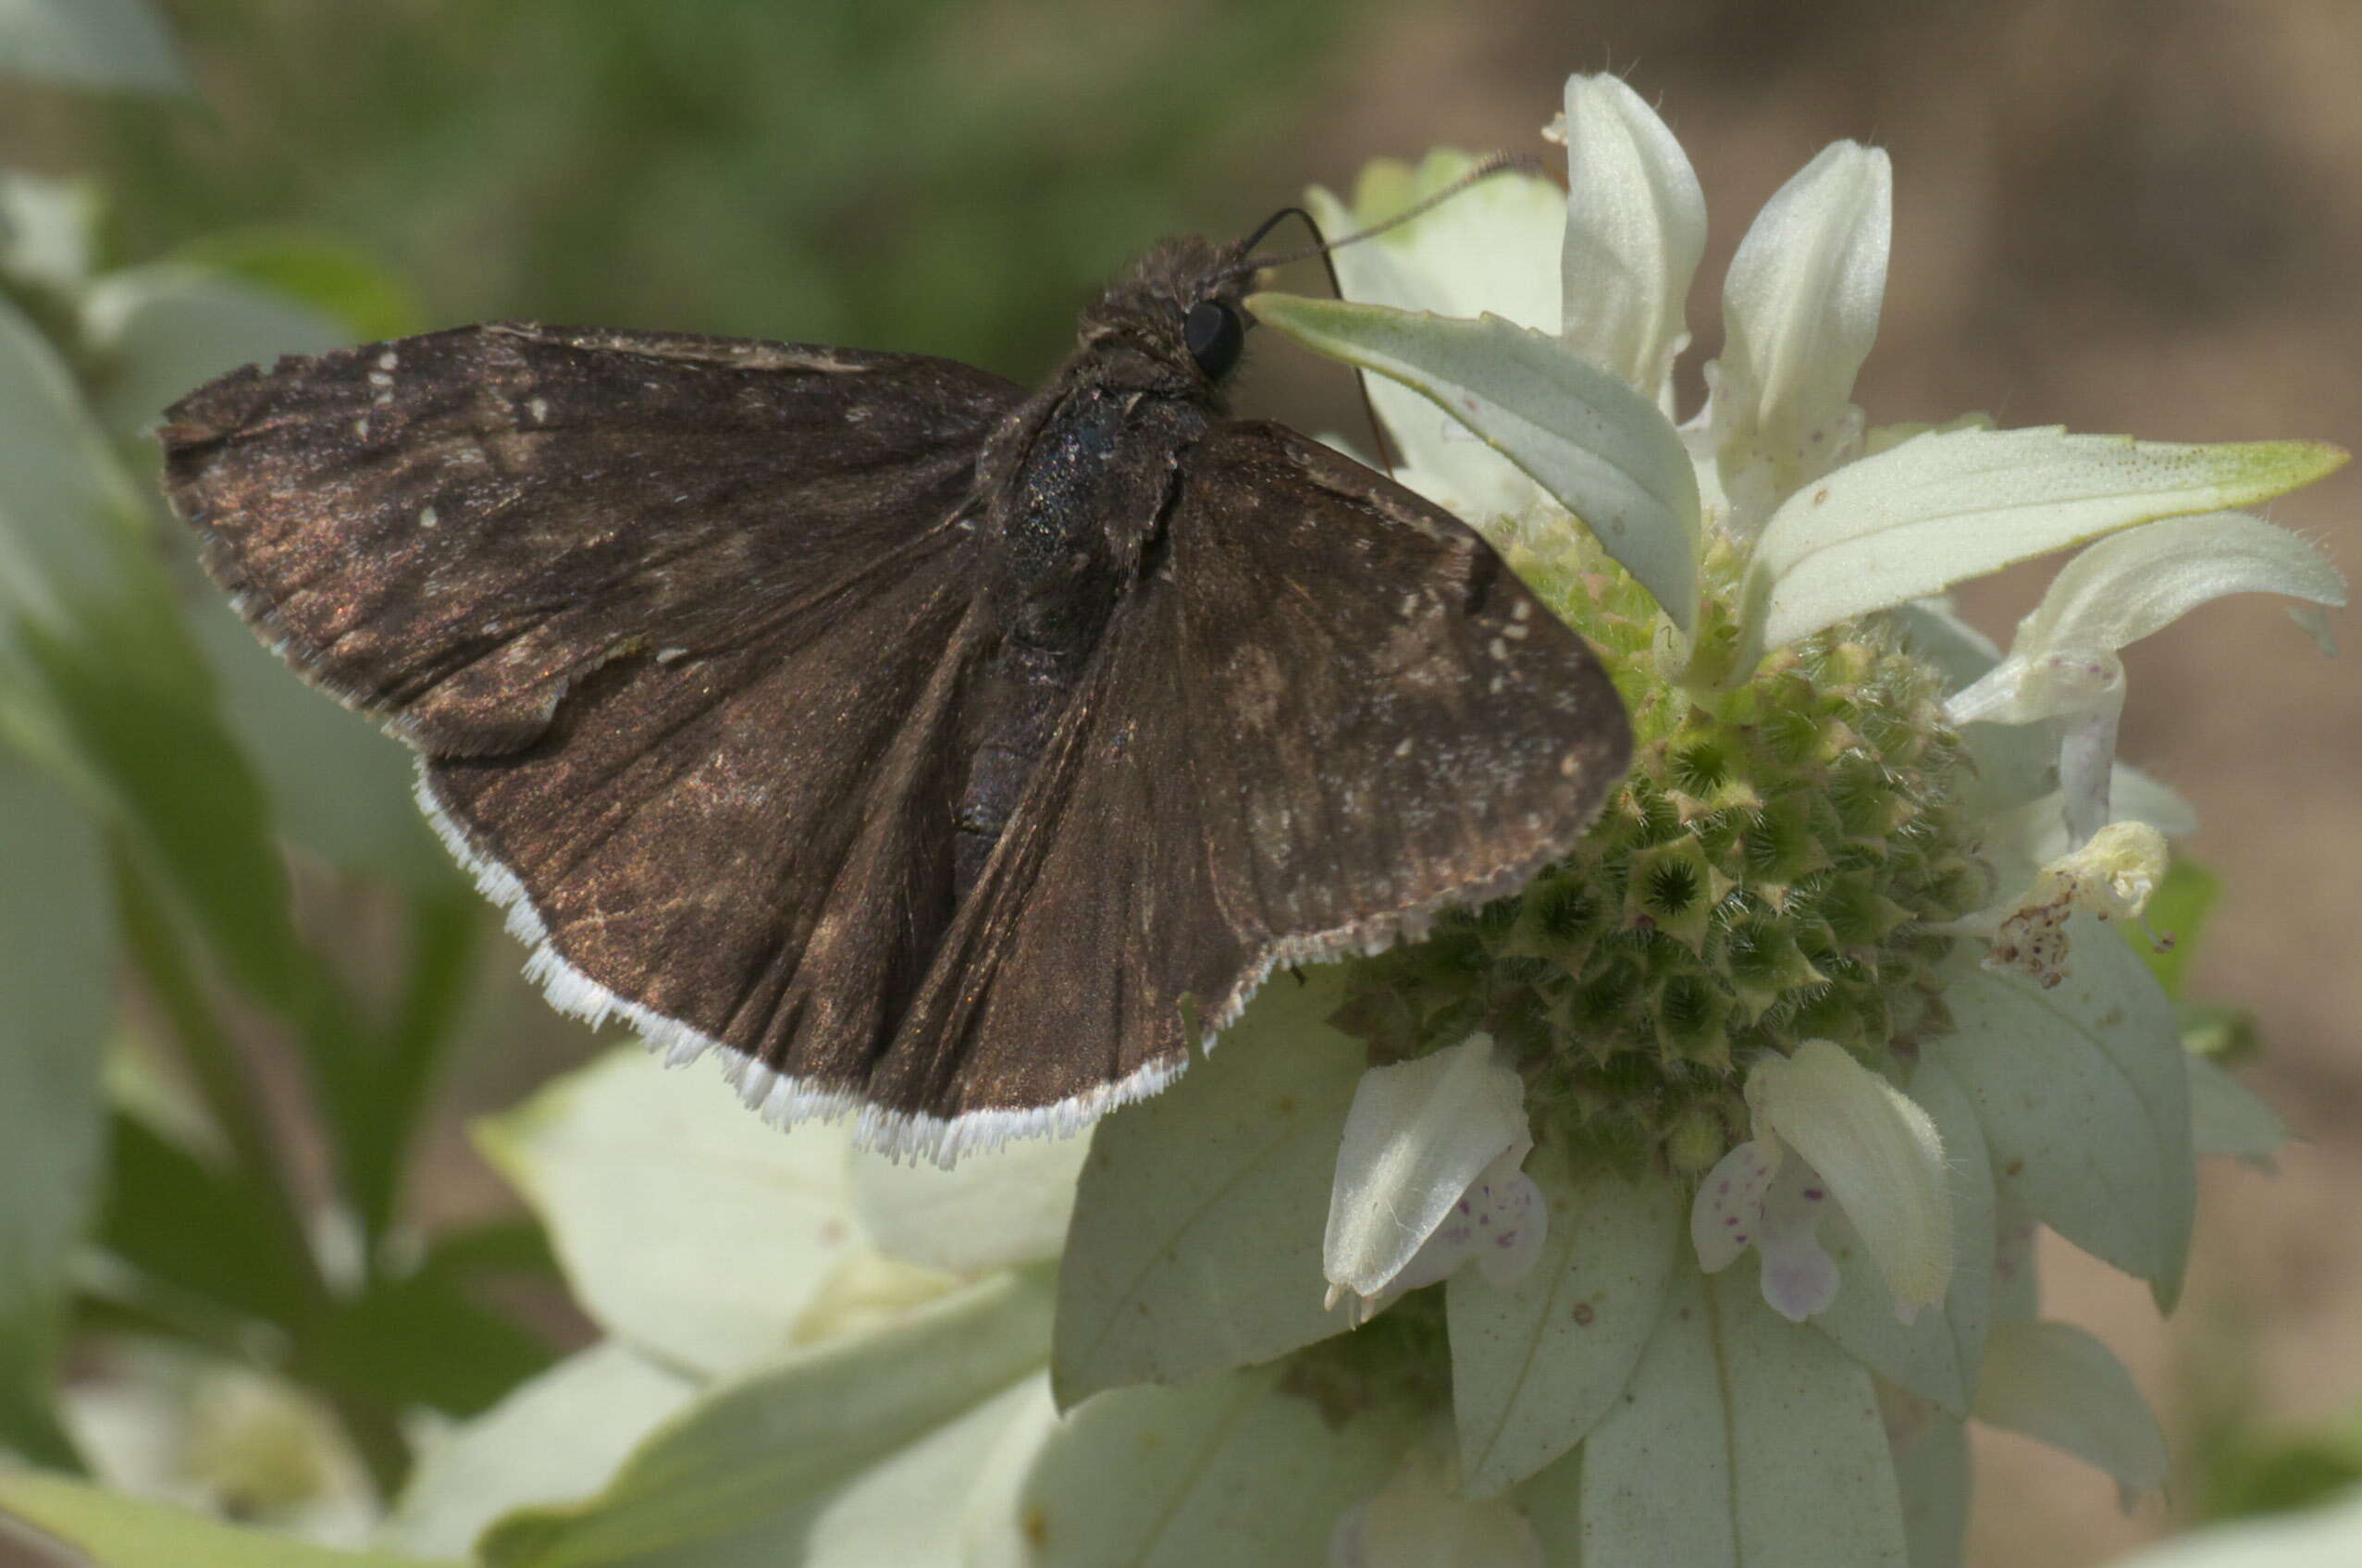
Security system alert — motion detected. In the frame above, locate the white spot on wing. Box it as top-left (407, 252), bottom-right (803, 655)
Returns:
top-left (528, 397), bottom-right (550, 424)
top-left (419, 505), bottom-right (439, 529)
top-left (377, 350), bottom-right (398, 370)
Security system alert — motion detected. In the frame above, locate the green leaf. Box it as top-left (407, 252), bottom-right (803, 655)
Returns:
top-left (1570, 1264), bottom-right (1910, 1567)
top-left (476, 1050), bottom-right (864, 1377)
top-left (1735, 427), bottom-right (2348, 673)
top-left (1972, 1320), bottom-right (2168, 1501)
top-left (168, 228), bottom-right (423, 343)
top-left (1052, 968), bottom-right (1363, 1405)
top-left (1010, 1368), bottom-right (1404, 1568)
top-left (384, 1342), bottom-right (697, 1562)
top-left (0, 1470), bottom-right (446, 1567)
top-left (480, 1269), bottom-right (1052, 1567)
top-left (1247, 293), bottom-right (1702, 630)
top-left (183, 592), bottom-right (449, 887)
top-left (1931, 915), bottom-right (2195, 1311)
top-left (307, 1264), bottom-right (558, 1420)
top-left (0, 0), bottom-right (187, 93)
top-left (1445, 1151), bottom-right (1682, 1495)
top-left (1812, 1055), bottom-right (1995, 1418)
top-left (95, 1111), bottom-right (315, 1330)
top-left (0, 752), bottom-right (111, 1466)
top-left (2133, 858), bottom-right (2219, 998)
top-left (79, 264), bottom-right (349, 439)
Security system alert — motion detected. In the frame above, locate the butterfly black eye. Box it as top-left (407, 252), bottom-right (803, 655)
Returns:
top-left (1182, 299), bottom-right (1244, 380)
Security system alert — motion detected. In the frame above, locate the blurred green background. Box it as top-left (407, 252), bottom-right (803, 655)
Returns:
top-left (4, 3), bottom-right (2360, 1566)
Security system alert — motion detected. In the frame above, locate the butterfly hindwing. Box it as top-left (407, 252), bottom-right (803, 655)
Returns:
top-left (854, 419), bottom-right (1630, 1139)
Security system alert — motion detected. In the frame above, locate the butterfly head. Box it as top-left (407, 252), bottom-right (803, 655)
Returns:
top-left (1075, 235), bottom-right (1260, 398)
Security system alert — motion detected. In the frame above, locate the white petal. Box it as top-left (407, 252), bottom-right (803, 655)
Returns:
top-left (1748, 1039), bottom-right (1953, 1316)
top-left (1736, 428), bottom-right (2346, 674)
top-left (1972, 1319), bottom-right (2169, 1504)
top-left (1812, 1055), bottom-right (1996, 1416)
top-left (2014, 510), bottom-right (2345, 662)
top-left (1553, 72), bottom-right (1706, 411)
top-left (1688, 1136), bottom-right (1779, 1273)
top-left (1711, 142), bottom-right (1889, 516)
top-left (1323, 1034), bottom-right (1528, 1306)
top-left (1250, 294), bottom-right (1702, 629)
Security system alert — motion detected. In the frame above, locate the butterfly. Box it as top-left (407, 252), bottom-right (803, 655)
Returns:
top-left (159, 202), bottom-right (1632, 1162)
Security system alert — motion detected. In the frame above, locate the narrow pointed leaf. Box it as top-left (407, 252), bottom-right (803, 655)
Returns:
top-left (0, 753), bottom-right (110, 1465)
top-left (1736, 427), bottom-right (2348, 672)
top-left (0, 1470), bottom-right (439, 1567)
top-left (2187, 1056), bottom-right (2286, 1171)
top-left (1250, 293), bottom-right (1701, 629)
top-left (479, 1270), bottom-right (1052, 1567)
top-left (1812, 1055), bottom-right (1993, 1415)
top-left (1014, 1369), bottom-right (1404, 1568)
top-left (1053, 969), bottom-right (1364, 1404)
top-left (384, 1342), bottom-right (696, 1562)
top-left (1446, 1153), bottom-right (1683, 1494)
top-left (1972, 1320), bottom-right (2168, 1500)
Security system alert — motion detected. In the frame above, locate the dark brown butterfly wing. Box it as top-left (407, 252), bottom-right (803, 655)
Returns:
top-left (852, 420), bottom-right (1630, 1146)
top-left (162, 323), bottom-right (1020, 753)
top-left (162, 323), bottom-right (1024, 1098)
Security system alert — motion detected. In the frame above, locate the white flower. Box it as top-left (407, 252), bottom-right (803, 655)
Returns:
top-left (1947, 510), bottom-right (2343, 845)
top-left (1322, 1033), bottom-right (1545, 1321)
top-left (1690, 1040), bottom-right (1952, 1322)
top-left (1970, 820), bottom-right (2171, 990)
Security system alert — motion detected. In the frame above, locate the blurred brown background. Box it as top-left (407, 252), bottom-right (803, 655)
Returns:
top-left (6, 2), bottom-right (2359, 1564)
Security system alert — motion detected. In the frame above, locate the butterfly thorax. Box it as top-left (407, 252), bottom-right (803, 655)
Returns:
top-left (952, 267), bottom-right (1231, 899)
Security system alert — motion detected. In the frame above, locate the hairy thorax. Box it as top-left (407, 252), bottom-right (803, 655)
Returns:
top-left (952, 381), bottom-right (1211, 894)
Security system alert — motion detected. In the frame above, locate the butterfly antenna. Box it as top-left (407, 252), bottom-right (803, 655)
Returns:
top-left (1227, 152), bottom-right (1549, 478)
top-left (1233, 150), bottom-right (1549, 276)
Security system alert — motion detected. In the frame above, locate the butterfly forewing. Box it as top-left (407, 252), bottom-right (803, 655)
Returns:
top-left (162, 324), bottom-right (1021, 753)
